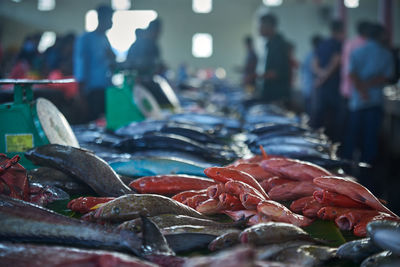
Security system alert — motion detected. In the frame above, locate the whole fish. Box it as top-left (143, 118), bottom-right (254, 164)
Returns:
top-left (361, 251), bottom-right (400, 267)
top-left (239, 222), bottom-right (318, 246)
top-left (261, 158), bottom-right (332, 182)
top-left (0, 195), bottom-right (142, 255)
top-left (118, 214), bottom-right (241, 233)
top-left (93, 194), bottom-right (207, 222)
top-left (251, 144), bottom-right (329, 159)
top-left (353, 213), bottom-right (398, 237)
top-left (313, 176), bottom-right (398, 217)
top-left (313, 190), bottom-right (370, 209)
top-left (27, 167), bottom-right (94, 195)
top-left (208, 230), bottom-right (241, 251)
top-left (248, 123), bottom-right (308, 135)
top-left (25, 144), bottom-right (132, 197)
top-left (367, 220), bottom-right (400, 256)
top-left (256, 241), bottom-right (316, 261)
top-left (128, 175), bottom-right (215, 195)
top-left (267, 181), bottom-right (321, 201)
top-left (273, 245), bottom-right (337, 266)
top-left (159, 124), bottom-right (224, 145)
top-left (110, 157), bottom-right (210, 177)
top-left (227, 163), bottom-right (275, 181)
top-left (0, 243), bottom-right (157, 267)
top-left (337, 238), bottom-right (382, 263)
top-left (257, 201), bottom-right (314, 227)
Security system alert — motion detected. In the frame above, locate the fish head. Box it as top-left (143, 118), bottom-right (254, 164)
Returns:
top-left (93, 197), bottom-right (140, 222)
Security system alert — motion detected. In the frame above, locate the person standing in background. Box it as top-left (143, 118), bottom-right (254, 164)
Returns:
top-left (343, 24), bottom-right (393, 168)
top-left (311, 20), bottom-right (344, 141)
top-left (242, 36), bottom-right (258, 93)
top-left (258, 13), bottom-right (291, 105)
top-left (73, 5), bottom-right (115, 122)
top-left (300, 35), bottom-right (322, 116)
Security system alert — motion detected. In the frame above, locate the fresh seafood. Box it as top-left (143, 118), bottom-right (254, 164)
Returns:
top-left (224, 180), bottom-right (266, 200)
top-left (337, 238), bottom-right (382, 263)
top-left (184, 194), bottom-right (209, 209)
top-left (208, 230), bottom-right (241, 251)
top-left (218, 193), bottom-right (245, 211)
top-left (256, 241), bottom-right (316, 261)
top-left (267, 181), bottom-right (321, 201)
top-left (361, 251), bottom-right (400, 267)
top-left (240, 193), bottom-right (264, 210)
top-left (206, 183), bottom-right (226, 199)
top-left (257, 201), bottom-right (314, 227)
top-left (261, 158), bottom-right (332, 181)
top-left (172, 189), bottom-right (207, 203)
top-left (260, 177), bottom-right (293, 193)
top-left (273, 245), bottom-right (337, 266)
top-left (29, 183), bottom-right (70, 207)
top-left (196, 199), bottom-right (223, 214)
top-left (227, 163), bottom-right (275, 181)
top-left (28, 167), bottom-right (94, 195)
top-left (109, 157), bottom-right (210, 177)
top-left (204, 167), bottom-right (269, 199)
top-left (0, 195), bottom-right (142, 255)
top-left (223, 210), bottom-right (258, 221)
top-left (313, 176), bottom-right (398, 217)
top-left (0, 154), bottom-right (29, 201)
top-left (68, 197), bottom-right (115, 213)
top-left (335, 210), bottom-right (382, 231)
top-left (239, 222), bottom-right (317, 246)
top-left (313, 190), bottom-right (370, 209)
top-left (0, 243), bottom-right (158, 267)
top-left (367, 220), bottom-right (400, 255)
top-left (141, 216), bottom-right (175, 256)
top-left (302, 200), bottom-right (324, 218)
top-left (92, 194), bottom-right (207, 222)
top-left (25, 144), bottom-right (132, 197)
top-left (119, 214), bottom-right (241, 233)
top-left (128, 175), bottom-right (215, 195)
top-left (317, 206), bottom-right (354, 220)
top-left (290, 196), bottom-right (315, 213)
top-left (353, 213), bottom-right (399, 237)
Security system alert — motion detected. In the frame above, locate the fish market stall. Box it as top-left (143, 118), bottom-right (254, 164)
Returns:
top-left (1, 78), bottom-right (400, 267)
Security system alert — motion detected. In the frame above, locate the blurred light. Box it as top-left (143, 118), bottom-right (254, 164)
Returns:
top-left (192, 0), bottom-right (212, 13)
top-left (85, 10), bottom-right (98, 32)
top-left (262, 0), bottom-right (282, 6)
top-left (12, 0), bottom-right (22, 3)
top-left (38, 31), bottom-right (56, 53)
top-left (215, 67), bottom-right (226, 79)
top-left (111, 0), bottom-right (131, 10)
top-left (38, 0), bottom-right (55, 11)
top-left (106, 10), bottom-right (157, 61)
top-left (112, 73), bottom-right (124, 86)
top-left (192, 33), bottom-right (213, 58)
top-left (344, 0), bottom-right (359, 8)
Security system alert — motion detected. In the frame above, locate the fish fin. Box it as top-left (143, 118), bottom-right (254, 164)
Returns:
top-left (260, 145), bottom-right (268, 159)
top-left (141, 216), bottom-right (175, 256)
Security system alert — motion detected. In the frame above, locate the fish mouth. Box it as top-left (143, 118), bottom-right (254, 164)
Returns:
top-left (336, 216), bottom-right (352, 231)
top-left (93, 206), bottom-right (103, 218)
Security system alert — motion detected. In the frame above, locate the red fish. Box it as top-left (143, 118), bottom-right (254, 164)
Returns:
top-left (268, 181), bottom-right (321, 201)
top-left (317, 206), bottom-right (354, 221)
top-left (204, 167), bottom-right (269, 199)
top-left (260, 177), bottom-right (293, 192)
top-left (302, 199), bottom-right (324, 218)
top-left (290, 196), bottom-right (315, 213)
top-left (313, 176), bottom-right (398, 217)
top-left (0, 154), bottom-right (30, 201)
top-left (313, 190), bottom-right (370, 209)
top-left (257, 200), bottom-right (313, 227)
top-left (171, 189), bottom-right (207, 203)
top-left (353, 214), bottom-right (400, 237)
top-left (261, 158), bottom-right (332, 181)
top-left (184, 194), bottom-right (209, 209)
top-left (223, 210), bottom-right (257, 221)
top-left (196, 199), bottom-right (223, 215)
top-left (239, 193), bottom-right (263, 210)
top-left (228, 163), bottom-right (275, 181)
top-left (67, 197), bottom-right (115, 214)
top-left (129, 175), bottom-right (215, 195)
top-left (224, 180), bottom-right (266, 200)
top-left (335, 209), bottom-right (382, 231)
top-left (206, 184), bottom-right (226, 199)
top-left (219, 193), bottom-right (245, 211)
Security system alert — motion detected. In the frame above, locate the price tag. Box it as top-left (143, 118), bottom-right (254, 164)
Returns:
top-left (5, 134), bottom-right (33, 152)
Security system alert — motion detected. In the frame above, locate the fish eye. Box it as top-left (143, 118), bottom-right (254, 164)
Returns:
top-left (112, 206), bottom-right (120, 215)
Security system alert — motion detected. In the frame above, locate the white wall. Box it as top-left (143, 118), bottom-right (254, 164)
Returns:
top-left (1, 0), bottom-right (399, 82)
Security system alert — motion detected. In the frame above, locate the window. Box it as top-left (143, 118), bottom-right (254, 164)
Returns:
top-left (111, 0), bottom-right (131, 10)
top-left (344, 0), bottom-right (359, 8)
top-left (106, 10), bottom-right (157, 61)
top-left (38, 0), bottom-right (55, 11)
top-left (38, 31), bottom-right (56, 53)
top-left (192, 33), bottom-right (213, 58)
top-left (192, 0), bottom-right (212, 13)
top-left (262, 0), bottom-right (282, 6)
top-left (85, 10), bottom-right (98, 32)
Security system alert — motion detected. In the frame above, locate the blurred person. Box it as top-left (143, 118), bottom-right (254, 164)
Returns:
top-left (311, 20), bottom-right (344, 141)
top-left (341, 21), bottom-right (371, 99)
top-left (343, 24), bottom-right (393, 167)
top-left (300, 35), bottom-right (322, 116)
top-left (242, 35), bottom-right (258, 92)
top-left (287, 41), bottom-right (299, 96)
top-left (125, 19), bottom-right (164, 77)
top-left (258, 13), bottom-right (291, 104)
top-left (73, 5), bottom-right (115, 122)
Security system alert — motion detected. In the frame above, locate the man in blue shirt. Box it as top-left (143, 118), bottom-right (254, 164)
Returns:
top-left (311, 20), bottom-right (344, 141)
top-left (343, 24), bottom-right (393, 165)
top-left (74, 5), bottom-right (115, 122)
